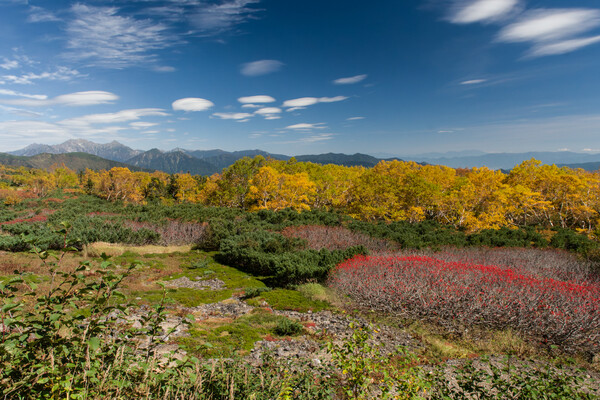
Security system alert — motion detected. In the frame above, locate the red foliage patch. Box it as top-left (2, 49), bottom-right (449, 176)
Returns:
top-left (329, 252), bottom-right (600, 352)
top-left (0, 215), bottom-right (48, 226)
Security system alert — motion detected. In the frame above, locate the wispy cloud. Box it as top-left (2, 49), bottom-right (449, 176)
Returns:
top-left (0, 105), bottom-right (43, 118)
top-left (0, 91), bottom-right (118, 107)
top-left (530, 35), bottom-right (600, 56)
top-left (347, 116), bottom-right (365, 121)
top-left (241, 60), bottom-right (284, 76)
top-left (333, 74), bottom-right (367, 85)
top-left (61, 108), bottom-right (168, 126)
top-left (0, 59), bottom-right (19, 70)
top-left (498, 9), bottom-right (600, 57)
top-left (0, 89), bottom-right (47, 100)
top-left (28, 6), bottom-right (60, 23)
top-left (282, 96), bottom-right (348, 108)
top-left (190, 0), bottom-right (262, 35)
top-left (449, 0), bottom-right (521, 24)
top-left (130, 121), bottom-right (159, 129)
top-left (254, 107), bottom-right (281, 119)
top-left (460, 79), bottom-right (487, 85)
top-left (172, 97), bottom-right (214, 112)
top-left (285, 123), bottom-right (327, 130)
top-left (274, 132), bottom-right (336, 144)
top-left (2, 66), bottom-right (82, 85)
top-left (499, 9), bottom-right (600, 43)
top-left (64, 4), bottom-right (178, 69)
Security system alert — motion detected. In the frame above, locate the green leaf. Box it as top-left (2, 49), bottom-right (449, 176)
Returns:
top-left (87, 336), bottom-right (101, 351)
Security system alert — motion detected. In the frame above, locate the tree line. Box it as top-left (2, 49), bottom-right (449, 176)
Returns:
top-left (2, 156), bottom-right (600, 235)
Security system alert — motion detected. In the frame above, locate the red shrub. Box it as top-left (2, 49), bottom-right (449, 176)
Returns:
top-left (122, 219), bottom-right (209, 246)
top-left (281, 225), bottom-right (394, 253)
top-left (328, 250), bottom-right (600, 352)
top-left (0, 215), bottom-right (48, 226)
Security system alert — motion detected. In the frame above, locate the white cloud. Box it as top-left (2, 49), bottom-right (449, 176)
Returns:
top-left (347, 116), bottom-right (365, 121)
top-left (530, 35), bottom-right (600, 56)
top-left (241, 60), bottom-right (284, 76)
top-left (497, 9), bottom-right (600, 57)
top-left (301, 133), bottom-right (335, 143)
top-left (190, 0), bottom-right (262, 35)
top-left (450, 0), bottom-right (520, 24)
top-left (130, 121), bottom-right (159, 129)
top-left (2, 66), bottom-right (82, 85)
top-left (282, 96), bottom-right (348, 108)
top-left (172, 98), bottom-right (214, 112)
top-left (0, 91), bottom-right (118, 107)
top-left (242, 104), bottom-right (261, 108)
top-left (238, 95), bottom-right (276, 103)
top-left (283, 97), bottom-right (319, 108)
top-left (0, 59), bottom-right (19, 70)
top-left (319, 96), bottom-right (348, 103)
top-left (154, 65), bottom-right (176, 72)
top-left (0, 89), bottom-right (47, 100)
top-left (275, 132), bottom-right (336, 144)
top-left (213, 112), bottom-right (254, 120)
top-left (64, 4), bottom-right (178, 69)
top-left (61, 108), bottom-right (168, 126)
top-left (333, 74), bottom-right (367, 85)
top-left (285, 123), bottom-right (326, 130)
top-left (264, 115), bottom-right (281, 120)
top-left (499, 9), bottom-right (600, 44)
top-left (255, 107), bottom-right (282, 115)
top-left (286, 106), bottom-right (306, 112)
top-left (28, 6), bottom-right (60, 23)
top-left (460, 79), bottom-right (487, 85)
top-left (0, 105), bottom-right (43, 118)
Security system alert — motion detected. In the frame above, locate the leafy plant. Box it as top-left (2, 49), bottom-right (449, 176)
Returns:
top-left (273, 318), bottom-right (303, 336)
top-left (327, 321), bottom-right (427, 400)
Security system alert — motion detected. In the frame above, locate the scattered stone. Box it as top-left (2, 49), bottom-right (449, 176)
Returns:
top-left (194, 298), bottom-right (254, 318)
top-left (162, 276), bottom-right (225, 290)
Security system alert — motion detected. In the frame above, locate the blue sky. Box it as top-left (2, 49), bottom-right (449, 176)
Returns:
top-left (1, 0), bottom-right (600, 156)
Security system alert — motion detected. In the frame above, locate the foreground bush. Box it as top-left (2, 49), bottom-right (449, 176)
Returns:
top-left (329, 252), bottom-right (600, 352)
top-left (217, 230), bottom-right (367, 284)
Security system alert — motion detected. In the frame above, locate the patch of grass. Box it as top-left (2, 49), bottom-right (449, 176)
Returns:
top-left (180, 309), bottom-right (290, 357)
top-left (273, 317), bottom-right (303, 336)
top-left (133, 288), bottom-right (235, 307)
top-left (166, 252), bottom-right (267, 291)
top-left (247, 288), bottom-right (331, 312)
top-left (83, 242), bottom-right (192, 258)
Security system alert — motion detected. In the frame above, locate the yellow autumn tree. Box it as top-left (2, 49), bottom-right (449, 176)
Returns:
top-left (247, 166), bottom-right (315, 211)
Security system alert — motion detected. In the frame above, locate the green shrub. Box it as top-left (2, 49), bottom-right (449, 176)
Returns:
top-left (242, 286), bottom-right (272, 299)
top-left (273, 318), bottom-right (303, 336)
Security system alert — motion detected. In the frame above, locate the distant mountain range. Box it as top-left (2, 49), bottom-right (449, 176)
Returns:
top-left (4, 139), bottom-right (600, 174)
top-left (11, 139), bottom-right (142, 163)
top-left (0, 152), bottom-right (148, 172)
top-left (403, 151), bottom-right (600, 170)
top-left (3, 139), bottom-right (400, 174)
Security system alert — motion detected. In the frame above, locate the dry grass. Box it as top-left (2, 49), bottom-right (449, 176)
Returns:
top-left (83, 242), bottom-right (193, 257)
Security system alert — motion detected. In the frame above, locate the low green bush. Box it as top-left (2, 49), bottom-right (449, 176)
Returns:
top-left (273, 318), bottom-right (303, 336)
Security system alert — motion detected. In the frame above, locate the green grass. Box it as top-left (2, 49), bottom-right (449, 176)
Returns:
top-left (133, 288), bottom-right (235, 307)
top-left (164, 251), bottom-right (267, 290)
top-left (180, 310), bottom-right (300, 357)
top-left (247, 288), bottom-right (331, 312)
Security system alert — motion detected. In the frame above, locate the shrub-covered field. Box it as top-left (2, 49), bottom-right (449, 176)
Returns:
top-left (1, 192), bottom-right (600, 399)
top-left (329, 249), bottom-right (600, 353)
